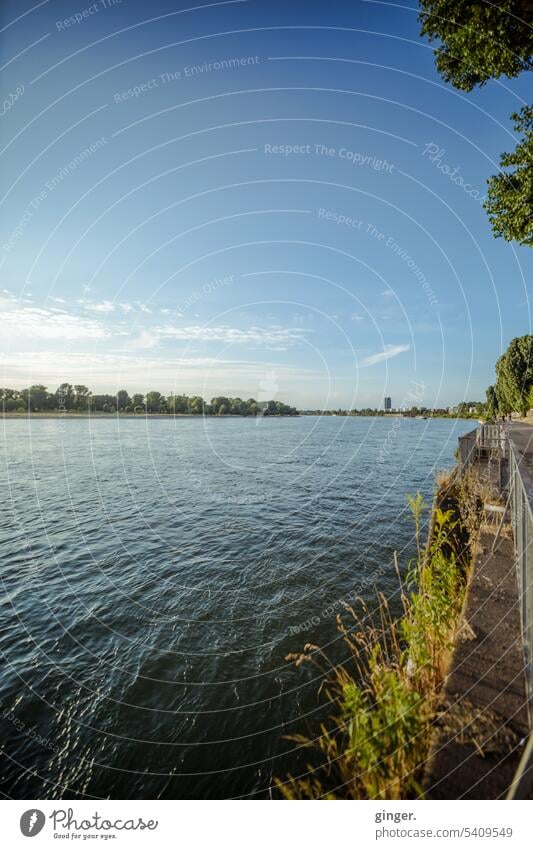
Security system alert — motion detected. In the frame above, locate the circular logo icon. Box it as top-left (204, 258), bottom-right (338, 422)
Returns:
top-left (20, 810), bottom-right (45, 837)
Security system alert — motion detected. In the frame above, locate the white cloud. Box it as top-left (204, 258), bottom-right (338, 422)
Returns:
top-left (351, 313), bottom-right (364, 322)
top-left (48, 296), bottom-right (65, 304)
top-left (129, 329), bottom-right (159, 350)
top-left (0, 304), bottom-right (109, 341)
top-left (82, 299), bottom-right (115, 314)
top-left (382, 290), bottom-right (395, 297)
top-left (156, 325), bottom-right (305, 346)
top-left (0, 351), bottom-right (318, 397)
top-left (363, 344), bottom-right (410, 366)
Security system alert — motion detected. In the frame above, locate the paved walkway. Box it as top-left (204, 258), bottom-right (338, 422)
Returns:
top-left (424, 427), bottom-right (532, 799)
top-left (423, 527), bottom-right (530, 798)
top-left (507, 423), bottom-right (533, 475)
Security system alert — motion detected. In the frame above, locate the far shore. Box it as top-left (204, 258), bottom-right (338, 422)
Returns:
top-left (0, 412), bottom-right (300, 419)
top-left (0, 411), bottom-right (488, 421)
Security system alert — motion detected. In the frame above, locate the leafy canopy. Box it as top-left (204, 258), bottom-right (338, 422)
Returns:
top-left (419, 1), bottom-right (533, 91)
top-left (485, 105), bottom-right (533, 247)
top-left (419, 2), bottom-right (532, 248)
top-left (495, 335), bottom-right (533, 415)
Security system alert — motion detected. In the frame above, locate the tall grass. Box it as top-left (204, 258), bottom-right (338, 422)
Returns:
top-left (276, 481), bottom-right (473, 800)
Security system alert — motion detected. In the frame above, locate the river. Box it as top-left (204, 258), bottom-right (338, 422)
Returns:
top-left (0, 415), bottom-right (474, 798)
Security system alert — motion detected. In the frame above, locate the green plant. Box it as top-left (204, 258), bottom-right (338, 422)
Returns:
top-left (277, 483), bottom-right (472, 800)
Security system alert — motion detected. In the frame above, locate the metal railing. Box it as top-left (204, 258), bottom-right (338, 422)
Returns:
top-left (479, 423), bottom-right (509, 454)
top-left (457, 424), bottom-right (533, 795)
top-left (508, 440), bottom-right (533, 721)
top-left (506, 437), bottom-right (533, 798)
top-left (457, 423), bottom-right (508, 474)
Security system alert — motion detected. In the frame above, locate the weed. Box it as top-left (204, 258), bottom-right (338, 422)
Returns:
top-left (277, 482), bottom-right (473, 800)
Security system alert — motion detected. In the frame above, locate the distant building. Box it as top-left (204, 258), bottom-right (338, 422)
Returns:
top-left (384, 396), bottom-right (392, 411)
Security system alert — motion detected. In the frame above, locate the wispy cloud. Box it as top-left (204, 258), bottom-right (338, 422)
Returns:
top-left (0, 350), bottom-right (318, 397)
top-left (0, 303), bottom-right (109, 341)
top-left (156, 325), bottom-right (305, 346)
top-left (363, 344), bottom-right (410, 366)
top-left (128, 329), bottom-right (159, 350)
top-left (81, 299), bottom-right (115, 314)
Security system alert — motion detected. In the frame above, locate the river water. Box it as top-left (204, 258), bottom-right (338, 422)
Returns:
top-left (0, 415), bottom-right (474, 798)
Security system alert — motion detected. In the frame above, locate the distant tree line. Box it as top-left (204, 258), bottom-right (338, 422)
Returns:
top-left (486, 335), bottom-right (533, 418)
top-left (0, 383), bottom-right (299, 416)
top-left (302, 402), bottom-right (484, 418)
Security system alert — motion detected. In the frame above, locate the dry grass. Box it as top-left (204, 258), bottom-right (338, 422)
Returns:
top-left (435, 468), bottom-right (454, 490)
top-left (276, 480), bottom-right (476, 800)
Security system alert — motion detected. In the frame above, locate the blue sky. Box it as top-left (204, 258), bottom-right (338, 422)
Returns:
top-left (1, 0), bottom-right (531, 408)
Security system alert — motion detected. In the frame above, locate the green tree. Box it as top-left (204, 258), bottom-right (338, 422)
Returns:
top-left (495, 335), bottom-right (533, 415)
top-left (131, 393), bottom-right (144, 411)
top-left (1, 389), bottom-right (21, 412)
top-left (145, 391), bottom-right (162, 413)
top-left (56, 383), bottom-right (74, 410)
top-left (168, 394), bottom-right (188, 414)
top-left (116, 389), bottom-right (130, 411)
top-left (485, 106), bottom-right (533, 247)
top-left (187, 395), bottom-right (205, 415)
top-left (74, 385), bottom-right (90, 411)
top-left (21, 384), bottom-right (48, 412)
top-left (486, 385), bottom-right (499, 418)
top-left (211, 396), bottom-right (230, 415)
top-left (419, 2), bottom-right (532, 248)
top-left (230, 397), bottom-right (244, 415)
top-left (419, 1), bottom-right (533, 91)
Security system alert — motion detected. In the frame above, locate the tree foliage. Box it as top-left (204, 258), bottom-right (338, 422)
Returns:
top-left (486, 385), bottom-right (499, 418)
top-left (485, 105), bottom-right (533, 247)
top-left (419, 1), bottom-right (532, 248)
top-left (493, 335), bottom-right (533, 416)
top-left (0, 385), bottom-right (298, 416)
top-left (419, 1), bottom-right (533, 91)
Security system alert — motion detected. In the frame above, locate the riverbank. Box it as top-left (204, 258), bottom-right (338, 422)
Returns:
top-left (0, 412), bottom-right (300, 419)
top-left (278, 467), bottom-right (486, 799)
